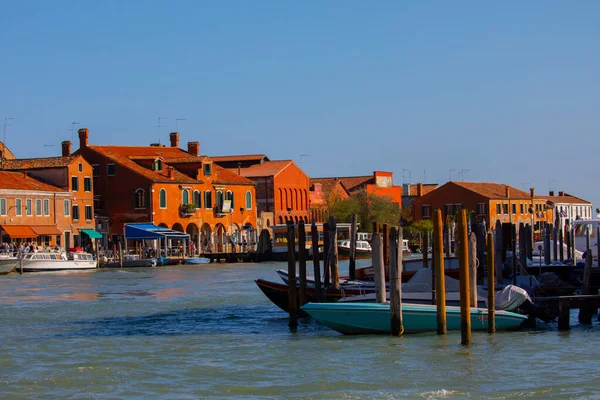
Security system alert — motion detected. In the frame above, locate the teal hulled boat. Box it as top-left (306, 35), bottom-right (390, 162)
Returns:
top-left (301, 302), bottom-right (528, 335)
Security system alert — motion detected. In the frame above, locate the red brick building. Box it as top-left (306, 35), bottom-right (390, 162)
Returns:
top-left (74, 129), bottom-right (256, 252)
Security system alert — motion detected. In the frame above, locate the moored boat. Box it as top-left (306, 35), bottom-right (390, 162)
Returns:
top-left (20, 251), bottom-right (97, 272)
top-left (301, 302), bottom-right (528, 334)
top-left (0, 255), bottom-right (19, 275)
top-left (183, 257), bottom-right (211, 264)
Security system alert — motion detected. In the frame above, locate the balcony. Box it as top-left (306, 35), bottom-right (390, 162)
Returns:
top-left (179, 204), bottom-right (198, 217)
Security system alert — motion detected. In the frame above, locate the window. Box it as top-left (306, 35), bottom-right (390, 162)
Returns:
top-left (85, 205), bottom-right (93, 220)
top-left (44, 199), bottom-right (50, 216)
top-left (193, 190), bottom-right (201, 208)
top-left (92, 164), bottom-right (99, 177)
top-left (26, 199), bottom-right (32, 216)
top-left (245, 191), bottom-right (252, 210)
top-left (182, 190), bottom-right (189, 205)
top-left (204, 191), bottom-right (212, 209)
top-left (421, 205), bottom-right (431, 218)
top-left (84, 177), bottom-right (92, 192)
top-left (159, 189), bottom-right (167, 209)
top-left (107, 164), bottom-right (115, 176)
top-left (226, 190), bottom-right (234, 209)
top-left (203, 163), bottom-right (212, 176)
top-left (0, 198), bottom-right (5, 216)
top-left (72, 205), bottom-right (80, 220)
top-left (15, 199), bottom-right (22, 216)
top-left (476, 203), bottom-right (486, 215)
top-left (216, 191), bottom-right (224, 209)
top-left (153, 160), bottom-right (162, 171)
top-left (135, 189), bottom-right (146, 208)
top-left (444, 204), bottom-right (452, 216)
top-left (78, 162), bottom-right (83, 172)
top-left (520, 204), bottom-right (524, 214)
top-left (71, 176), bottom-right (79, 191)
top-left (503, 204), bottom-right (508, 214)
top-left (512, 203), bottom-right (516, 214)
top-left (496, 204), bottom-right (501, 214)
top-left (36, 199), bottom-right (42, 216)
top-left (64, 200), bottom-right (70, 216)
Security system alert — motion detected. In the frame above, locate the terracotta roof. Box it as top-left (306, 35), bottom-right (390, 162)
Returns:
top-left (310, 178), bottom-right (347, 195)
top-left (0, 142), bottom-right (16, 160)
top-left (452, 181), bottom-right (532, 199)
top-left (213, 165), bottom-right (255, 186)
top-left (407, 184), bottom-right (438, 197)
top-left (1, 155), bottom-right (79, 170)
top-left (312, 175), bottom-right (373, 192)
top-left (233, 160), bottom-right (295, 178)
top-left (539, 194), bottom-right (591, 204)
top-left (210, 154), bottom-right (270, 162)
top-left (0, 171), bottom-right (67, 192)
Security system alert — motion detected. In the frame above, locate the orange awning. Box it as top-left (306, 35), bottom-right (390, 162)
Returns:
top-left (30, 226), bottom-right (63, 235)
top-left (1, 225), bottom-right (37, 238)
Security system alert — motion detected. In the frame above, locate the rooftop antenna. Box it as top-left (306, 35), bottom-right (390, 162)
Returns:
top-left (70, 122), bottom-right (80, 142)
top-left (449, 169), bottom-right (456, 181)
top-left (402, 169), bottom-right (411, 185)
top-left (458, 169), bottom-right (470, 182)
top-left (157, 117), bottom-right (168, 143)
top-left (3, 117), bottom-right (14, 145)
top-left (176, 118), bottom-right (186, 130)
top-left (299, 154), bottom-right (309, 169)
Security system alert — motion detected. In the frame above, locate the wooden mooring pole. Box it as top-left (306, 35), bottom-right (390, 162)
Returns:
top-left (458, 210), bottom-right (471, 345)
top-left (558, 299), bottom-right (570, 331)
top-left (372, 233), bottom-right (386, 303)
top-left (487, 231), bottom-right (496, 333)
top-left (578, 251), bottom-right (594, 324)
top-left (422, 232), bottom-right (429, 270)
top-left (311, 219), bottom-right (321, 301)
top-left (389, 227), bottom-right (403, 335)
top-left (433, 209), bottom-right (447, 334)
top-left (349, 214), bottom-right (357, 281)
top-left (287, 222), bottom-right (298, 327)
top-left (328, 216), bottom-right (339, 289)
top-left (323, 222), bottom-right (330, 287)
top-left (383, 223), bottom-right (389, 267)
top-left (118, 242), bottom-right (123, 268)
top-left (298, 220), bottom-right (307, 307)
top-left (469, 232), bottom-right (477, 308)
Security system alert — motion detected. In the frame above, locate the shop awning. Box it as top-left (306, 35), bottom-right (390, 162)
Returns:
top-left (31, 226), bottom-right (63, 235)
top-left (81, 229), bottom-right (103, 239)
top-left (1, 225), bottom-right (37, 238)
top-left (124, 223), bottom-right (190, 240)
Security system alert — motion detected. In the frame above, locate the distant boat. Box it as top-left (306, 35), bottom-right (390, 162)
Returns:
top-left (337, 240), bottom-right (372, 259)
top-left (301, 302), bottom-right (528, 335)
top-left (19, 251), bottom-right (96, 272)
top-left (183, 257), bottom-right (211, 264)
top-left (101, 254), bottom-right (157, 268)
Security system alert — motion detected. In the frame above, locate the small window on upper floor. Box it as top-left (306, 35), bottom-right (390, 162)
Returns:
top-left (107, 164), bottom-right (115, 176)
top-left (153, 160), bottom-right (162, 171)
top-left (421, 205), bottom-right (431, 218)
top-left (78, 163), bottom-right (83, 172)
top-left (84, 177), bottom-right (92, 192)
top-left (203, 163), bottom-right (212, 176)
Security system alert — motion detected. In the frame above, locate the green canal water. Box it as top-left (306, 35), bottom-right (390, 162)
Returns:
top-left (1, 261), bottom-right (599, 399)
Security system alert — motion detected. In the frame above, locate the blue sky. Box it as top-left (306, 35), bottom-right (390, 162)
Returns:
top-left (1, 1), bottom-right (599, 210)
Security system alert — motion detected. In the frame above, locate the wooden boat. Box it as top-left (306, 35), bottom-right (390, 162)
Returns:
top-left (0, 255), bottom-right (18, 274)
top-left (183, 257), bottom-right (211, 264)
top-left (301, 302), bottom-right (528, 334)
top-left (20, 251), bottom-right (97, 272)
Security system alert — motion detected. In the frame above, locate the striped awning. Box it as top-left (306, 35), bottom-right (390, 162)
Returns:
top-left (1, 225), bottom-right (37, 238)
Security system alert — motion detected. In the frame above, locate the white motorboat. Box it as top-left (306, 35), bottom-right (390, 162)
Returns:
top-left (19, 251), bottom-right (97, 272)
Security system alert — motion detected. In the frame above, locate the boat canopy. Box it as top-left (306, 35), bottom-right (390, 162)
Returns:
top-left (124, 223), bottom-right (190, 241)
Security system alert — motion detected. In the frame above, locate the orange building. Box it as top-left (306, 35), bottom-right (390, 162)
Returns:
top-left (1, 149), bottom-right (96, 249)
top-left (411, 181), bottom-right (550, 234)
top-left (73, 129), bottom-right (256, 252)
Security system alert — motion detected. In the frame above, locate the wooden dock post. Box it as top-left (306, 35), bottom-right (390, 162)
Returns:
top-left (19, 254), bottom-right (23, 274)
top-left (544, 224), bottom-right (552, 265)
top-left (579, 251), bottom-right (594, 324)
top-left (372, 233), bottom-right (386, 303)
top-left (287, 222), bottom-right (298, 327)
top-left (349, 214), bottom-right (357, 280)
top-left (494, 220), bottom-right (503, 283)
top-left (422, 231), bottom-right (429, 270)
top-left (389, 227), bottom-right (403, 335)
top-left (383, 223), bottom-right (389, 267)
top-left (298, 220), bottom-right (307, 307)
top-left (328, 216), bottom-right (339, 289)
top-left (518, 223), bottom-right (526, 269)
top-left (311, 219), bottom-right (322, 301)
top-left (118, 242), bottom-right (123, 268)
top-left (558, 298), bottom-right (570, 331)
top-left (469, 232), bottom-right (477, 308)
top-left (458, 210), bottom-right (471, 345)
top-left (323, 222), bottom-right (330, 287)
top-left (559, 225), bottom-right (564, 261)
top-left (553, 216), bottom-right (558, 262)
top-left (570, 228), bottom-right (576, 266)
top-left (445, 223), bottom-right (451, 257)
top-left (487, 231), bottom-right (496, 333)
top-left (433, 209), bottom-right (447, 334)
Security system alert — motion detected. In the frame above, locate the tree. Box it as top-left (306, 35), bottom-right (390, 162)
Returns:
top-left (332, 189), bottom-right (401, 232)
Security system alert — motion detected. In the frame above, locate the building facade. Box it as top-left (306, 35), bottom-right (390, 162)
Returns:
top-left (540, 191), bottom-right (593, 228)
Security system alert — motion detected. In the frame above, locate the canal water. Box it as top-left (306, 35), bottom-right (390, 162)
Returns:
top-left (1, 261), bottom-right (599, 399)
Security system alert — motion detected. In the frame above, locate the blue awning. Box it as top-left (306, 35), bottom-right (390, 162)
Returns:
top-left (124, 223), bottom-right (190, 240)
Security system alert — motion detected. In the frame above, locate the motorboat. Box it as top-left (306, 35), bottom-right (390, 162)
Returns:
top-left (19, 251), bottom-right (97, 272)
top-left (0, 253), bottom-right (19, 274)
top-left (337, 240), bottom-right (372, 259)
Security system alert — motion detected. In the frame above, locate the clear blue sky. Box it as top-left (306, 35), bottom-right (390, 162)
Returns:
top-left (1, 1), bottom-right (599, 210)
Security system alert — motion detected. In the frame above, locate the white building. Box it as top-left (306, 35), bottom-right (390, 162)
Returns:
top-left (540, 191), bottom-right (593, 227)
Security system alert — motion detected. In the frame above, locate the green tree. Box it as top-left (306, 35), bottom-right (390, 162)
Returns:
top-left (332, 189), bottom-right (401, 232)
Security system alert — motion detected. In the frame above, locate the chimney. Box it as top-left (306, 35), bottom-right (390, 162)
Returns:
top-left (530, 188), bottom-right (535, 198)
top-left (187, 141), bottom-right (199, 156)
top-left (558, 191), bottom-right (564, 196)
top-left (167, 166), bottom-right (174, 179)
top-left (505, 186), bottom-right (510, 199)
top-left (61, 141), bottom-right (72, 156)
top-left (549, 190), bottom-right (554, 196)
top-left (169, 132), bottom-right (179, 148)
top-left (78, 128), bottom-right (88, 149)
top-left (417, 183), bottom-right (423, 197)
top-left (237, 162), bottom-right (241, 175)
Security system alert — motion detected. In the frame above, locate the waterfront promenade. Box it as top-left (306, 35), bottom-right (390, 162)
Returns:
top-left (1, 262), bottom-right (600, 399)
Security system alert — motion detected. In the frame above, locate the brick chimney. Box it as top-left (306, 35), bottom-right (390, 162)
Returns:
top-left (187, 141), bottom-right (199, 156)
top-left (417, 183), bottom-right (423, 197)
top-left (170, 132), bottom-right (179, 148)
top-left (549, 190), bottom-right (555, 196)
top-left (167, 166), bottom-right (174, 179)
top-left (530, 188), bottom-right (535, 198)
top-left (78, 128), bottom-right (88, 149)
top-left (237, 162), bottom-right (241, 175)
top-left (61, 141), bottom-right (72, 156)
top-left (558, 191), bottom-right (564, 196)
top-left (505, 186), bottom-right (510, 198)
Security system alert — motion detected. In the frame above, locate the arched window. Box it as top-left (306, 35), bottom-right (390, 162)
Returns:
top-left (193, 190), bottom-right (201, 208)
top-left (182, 189), bottom-right (189, 205)
top-left (279, 188), bottom-right (283, 211)
top-left (204, 191), bottom-right (212, 209)
top-left (245, 191), bottom-right (252, 210)
top-left (278, 216), bottom-right (283, 224)
top-left (283, 189), bottom-right (288, 210)
top-left (303, 190), bottom-right (307, 210)
top-left (159, 189), bottom-right (167, 208)
top-left (226, 190), bottom-right (234, 209)
top-left (134, 189), bottom-right (146, 208)
top-left (216, 190), bottom-right (224, 209)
